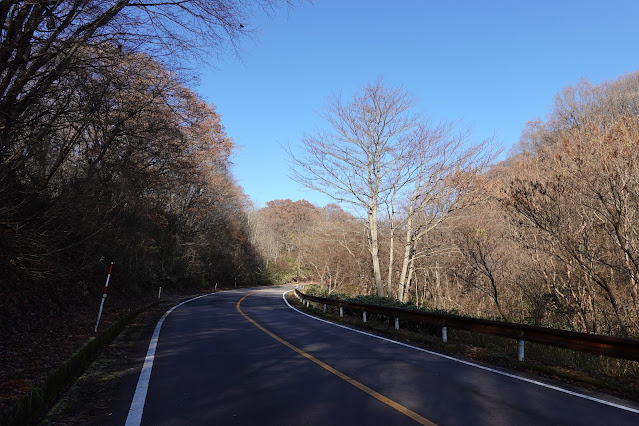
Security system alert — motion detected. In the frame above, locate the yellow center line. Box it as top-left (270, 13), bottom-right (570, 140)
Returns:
top-left (236, 291), bottom-right (437, 426)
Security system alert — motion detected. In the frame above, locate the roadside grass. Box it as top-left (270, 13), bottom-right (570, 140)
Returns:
top-left (287, 291), bottom-right (639, 404)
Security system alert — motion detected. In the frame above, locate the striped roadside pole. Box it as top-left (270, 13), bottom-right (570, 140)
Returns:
top-left (94, 262), bottom-right (113, 333)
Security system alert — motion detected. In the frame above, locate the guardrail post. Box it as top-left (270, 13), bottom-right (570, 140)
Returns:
top-left (323, 303), bottom-right (326, 313)
top-left (395, 317), bottom-right (399, 330)
top-left (294, 289), bottom-right (639, 363)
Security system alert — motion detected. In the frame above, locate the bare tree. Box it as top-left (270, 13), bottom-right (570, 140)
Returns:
top-left (289, 79), bottom-right (420, 296)
top-left (395, 124), bottom-right (493, 302)
top-left (290, 79), bottom-right (494, 298)
top-left (0, 0), bottom-right (296, 183)
top-left (505, 118), bottom-right (639, 336)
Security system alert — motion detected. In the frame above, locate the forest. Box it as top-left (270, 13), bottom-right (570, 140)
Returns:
top-left (255, 74), bottom-right (639, 339)
top-left (0, 2), bottom-right (295, 408)
top-left (2, 1), bottom-right (639, 420)
top-left (2, 4), bottom-right (639, 414)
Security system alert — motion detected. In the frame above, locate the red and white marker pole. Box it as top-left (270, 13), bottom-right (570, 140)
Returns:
top-left (94, 262), bottom-right (113, 333)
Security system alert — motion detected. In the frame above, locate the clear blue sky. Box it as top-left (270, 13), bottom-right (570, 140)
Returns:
top-left (193, 0), bottom-right (639, 208)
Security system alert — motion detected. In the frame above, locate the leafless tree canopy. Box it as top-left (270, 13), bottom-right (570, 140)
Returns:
top-left (253, 73), bottom-right (639, 341)
top-left (4, 4), bottom-right (639, 406)
top-left (0, 0), bottom-right (294, 176)
top-left (0, 0), bottom-right (296, 365)
top-left (289, 79), bottom-right (494, 297)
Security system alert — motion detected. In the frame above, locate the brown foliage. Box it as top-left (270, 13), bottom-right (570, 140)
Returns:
top-left (265, 71), bottom-right (639, 340)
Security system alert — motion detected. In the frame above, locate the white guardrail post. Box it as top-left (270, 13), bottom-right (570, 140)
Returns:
top-left (442, 326), bottom-right (448, 343)
top-left (518, 340), bottom-right (525, 361)
top-left (363, 311), bottom-right (367, 323)
top-left (395, 317), bottom-right (399, 330)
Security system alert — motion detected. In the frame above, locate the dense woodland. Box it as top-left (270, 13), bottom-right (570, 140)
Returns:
top-left (6, 2), bottom-right (639, 421)
top-left (255, 73), bottom-right (639, 339)
top-left (2, 1), bottom-right (639, 357)
top-left (0, 0), bottom-right (294, 340)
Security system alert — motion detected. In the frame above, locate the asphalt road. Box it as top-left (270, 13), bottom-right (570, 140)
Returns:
top-left (119, 285), bottom-right (639, 425)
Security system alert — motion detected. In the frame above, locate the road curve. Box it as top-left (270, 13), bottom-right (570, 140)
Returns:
top-left (122, 285), bottom-right (639, 425)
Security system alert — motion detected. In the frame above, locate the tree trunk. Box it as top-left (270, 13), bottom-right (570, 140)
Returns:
top-left (398, 238), bottom-right (413, 302)
top-left (402, 255), bottom-right (416, 303)
top-left (368, 205), bottom-right (384, 296)
top-left (387, 209), bottom-right (395, 298)
top-left (398, 197), bottom-right (416, 301)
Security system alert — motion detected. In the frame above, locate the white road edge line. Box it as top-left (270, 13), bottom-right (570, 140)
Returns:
top-left (282, 290), bottom-right (639, 415)
top-left (125, 292), bottom-right (217, 426)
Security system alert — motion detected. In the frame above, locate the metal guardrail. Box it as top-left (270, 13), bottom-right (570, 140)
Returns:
top-left (294, 288), bottom-right (639, 362)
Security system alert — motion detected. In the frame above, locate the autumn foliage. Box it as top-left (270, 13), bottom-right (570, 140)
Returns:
top-left (3, 1), bottom-right (278, 314)
top-left (257, 74), bottom-right (639, 339)
top-left (0, 2), bottom-right (280, 410)
top-left (3, 2), bottom-right (639, 415)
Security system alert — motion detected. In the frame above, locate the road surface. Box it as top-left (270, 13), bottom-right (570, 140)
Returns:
top-left (118, 285), bottom-right (639, 425)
